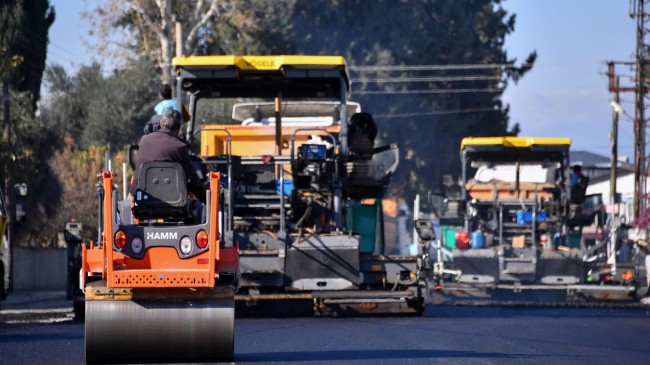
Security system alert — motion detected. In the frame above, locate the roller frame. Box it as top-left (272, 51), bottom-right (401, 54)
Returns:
top-left (81, 171), bottom-right (239, 364)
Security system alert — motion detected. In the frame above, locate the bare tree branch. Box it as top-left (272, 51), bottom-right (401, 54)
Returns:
top-left (185, 0), bottom-right (220, 55)
top-left (131, 0), bottom-right (162, 37)
top-left (85, 0), bottom-right (272, 80)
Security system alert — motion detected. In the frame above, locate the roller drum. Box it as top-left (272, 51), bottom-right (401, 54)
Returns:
top-left (85, 298), bottom-right (234, 364)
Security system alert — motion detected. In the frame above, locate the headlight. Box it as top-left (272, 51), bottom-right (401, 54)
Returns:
top-left (131, 236), bottom-right (143, 255)
top-left (180, 236), bottom-right (192, 255)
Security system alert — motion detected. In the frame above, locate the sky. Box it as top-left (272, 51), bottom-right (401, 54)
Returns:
top-left (46, 0), bottom-right (638, 159)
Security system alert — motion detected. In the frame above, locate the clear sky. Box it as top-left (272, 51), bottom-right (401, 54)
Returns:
top-left (46, 0), bottom-right (638, 159)
top-left (501, 0), bottom-right (636, 160)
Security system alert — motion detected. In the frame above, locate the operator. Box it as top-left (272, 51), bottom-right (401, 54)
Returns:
top-left (132, 109), bottom-right (206, 203)
top-left (144, 84), bottom-right (190, 134)
top-left (569, 164), bottom-right (588, 204)
top-left (569, 164), bottom-right (585, 188)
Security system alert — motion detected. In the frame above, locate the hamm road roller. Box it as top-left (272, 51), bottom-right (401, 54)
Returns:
top-left (81, 167), bottom-right (239, 363)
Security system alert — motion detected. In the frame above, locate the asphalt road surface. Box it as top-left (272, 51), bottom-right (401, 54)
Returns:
top-left (1, 293), bottom-right (649, 365)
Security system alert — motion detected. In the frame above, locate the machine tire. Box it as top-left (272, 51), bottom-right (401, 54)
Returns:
top-left (73, 300), bottom-right (85, 320)
top-left (0, 264), bottom-right (6, 300)
top-left (633, 280), bottom-right (648, 301)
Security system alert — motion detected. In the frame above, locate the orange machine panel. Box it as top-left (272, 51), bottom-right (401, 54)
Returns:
top-left (81, 171), bottom-right (225, 289)
top-left (200, 125), bottom-right (340, 157)
top-left (467, 182), bottom-right (556, 200)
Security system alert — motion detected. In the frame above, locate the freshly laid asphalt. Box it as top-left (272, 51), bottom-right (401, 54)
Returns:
top-left (1, 290), bottom-right (649, 364)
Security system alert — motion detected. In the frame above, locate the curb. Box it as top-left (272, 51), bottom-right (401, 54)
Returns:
top-left (1, 290), bottom-right (69, 310)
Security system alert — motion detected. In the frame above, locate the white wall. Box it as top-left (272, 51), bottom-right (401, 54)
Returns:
top-left (12, 247), bottom-right (66, 290)
top-left (586, 173), bottom-right (646, 203)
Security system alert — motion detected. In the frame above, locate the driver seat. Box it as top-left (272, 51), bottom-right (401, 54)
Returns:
top-left (132, 161), bottom-right (192, 221)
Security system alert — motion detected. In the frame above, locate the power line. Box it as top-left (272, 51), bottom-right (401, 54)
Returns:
top-left (350, 63), bottom-right (527, 72)
top-left (354, 88), bottom-right (502, 95)
top-left (373, 107), bottom-right (498, 119)
top-left (353, 75), bottom-right (502, 83)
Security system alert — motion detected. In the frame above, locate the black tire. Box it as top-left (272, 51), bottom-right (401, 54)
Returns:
top-left (0, 263), bottom-right (6, 300)
top-left (0, 263), bottom-right (3, 304)
top-left (73, 300), bottom-right (85, 320)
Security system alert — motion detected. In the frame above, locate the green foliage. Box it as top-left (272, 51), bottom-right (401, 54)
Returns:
top-left (202, 0), bottom-right (297, 55)
top-left (286, 0), bottom-right (535, 199)
top-left (19, 57), bottom-right (157, 246)
top-left (43, 59), bottom-right (159, 151)
top-left (0, 1), bottom-right (56, 246)
top-left (0, 1), bottom-right (24, 74)
top-left (0, 0), bottom-right (55, 108)
top-left (1, 90), bottom-right (62, 246)
top-left (81, 0), bottom-right (533, 201)
top-left (21, 0), bottom-right (535, 246)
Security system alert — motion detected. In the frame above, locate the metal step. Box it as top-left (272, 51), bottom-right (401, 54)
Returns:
top-left (501, 230), bottom-right (534, 236)
top-left (234, 203), bottom-right (289, 209)
top-left (502, 257), bottom-right (535, 263)
top-left (502, 261), bottom-right (536, 274)
top-left (501, 253), bottom-right (536, 275)
top-left (237, 194), bottom-right (283, 200)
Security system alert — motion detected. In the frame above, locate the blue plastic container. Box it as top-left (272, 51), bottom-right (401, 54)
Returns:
top-left (275, 179), bottom-right (293, 196)
top-left (471, 231), bottom-right (485, 249)
top-left (300, 144), bottom-right (327, 161)
top-left (515, 211), bottom-right (547, 224)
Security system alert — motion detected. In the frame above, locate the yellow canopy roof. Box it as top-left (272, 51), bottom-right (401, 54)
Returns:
top-left (461, 136), bottom-right (571, 151)
top-left (172, 55), bottom-right (346, 71)
top-left (172, 55), bottom-right (349, 99)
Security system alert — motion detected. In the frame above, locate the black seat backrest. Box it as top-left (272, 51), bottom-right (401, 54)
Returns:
top-left (348, 112), bottom-right (377, 159)
top-left (132, 161), bottom-right (190, 220)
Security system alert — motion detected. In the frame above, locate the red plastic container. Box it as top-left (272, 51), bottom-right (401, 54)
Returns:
top-left (455, 231), bottom-right (470, 249)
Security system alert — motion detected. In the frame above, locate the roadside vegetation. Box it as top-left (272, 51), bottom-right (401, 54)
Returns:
top-left (0, 0), bottom-right (534, 246)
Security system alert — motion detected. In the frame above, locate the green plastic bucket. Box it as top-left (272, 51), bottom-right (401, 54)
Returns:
top-left (567, 231), bottom-right (582, 248)
top-left (441, 226), bottom-right (457, 250)
top-left (346, 204), bottom-right (377, 254)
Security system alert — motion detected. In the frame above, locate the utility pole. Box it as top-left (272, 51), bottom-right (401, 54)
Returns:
top-left (607, 62), bottom-right (636, 214)
top-left (611, 76), bottom-right (619, 206)
top-left (631, 0), bottom-right (648, 221)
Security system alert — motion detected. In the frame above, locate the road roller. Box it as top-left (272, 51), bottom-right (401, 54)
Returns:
top-left (81, 167), bottom-right (239, 363)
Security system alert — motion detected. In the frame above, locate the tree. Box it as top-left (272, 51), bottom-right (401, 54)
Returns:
top-left (0, 1), bottom-right (23, 73)
top-left (2, 90), bottom-right (62, 246)
top-left (85, 0), bottom-right (295, 82)
top-left (42, 59), bottom-right (159, 151)
top-left (0, 0), bottom-right (56, 246)
top-left (49, 141), bottom-right (128, 245)
top-left (0, 0), bottom-right (55, 108)
top-left (287, 0), bottom-right (535, 199)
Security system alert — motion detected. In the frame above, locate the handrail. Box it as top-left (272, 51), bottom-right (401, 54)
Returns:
top-left (197, 127), bottom-right (233, 245)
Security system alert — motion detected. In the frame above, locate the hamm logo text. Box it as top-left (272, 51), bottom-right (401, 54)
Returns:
top-left (146, 232), bottom-right (178, 240)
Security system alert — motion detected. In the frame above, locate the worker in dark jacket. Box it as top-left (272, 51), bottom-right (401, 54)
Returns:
top-left (132, 109), bottom-right (206, 203)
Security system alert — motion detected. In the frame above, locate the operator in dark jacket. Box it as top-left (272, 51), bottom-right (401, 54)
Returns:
top-left (131, 109), bottom-right (206, 202)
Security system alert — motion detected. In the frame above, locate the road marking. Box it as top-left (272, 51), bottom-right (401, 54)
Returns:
top-left (0, 307), bottom-right (75, 324)
top-left (3, 314), bottom-right (75, 324)
top-left (0, 308), bottom-right (71, 315)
